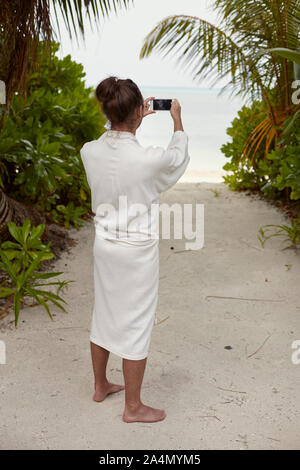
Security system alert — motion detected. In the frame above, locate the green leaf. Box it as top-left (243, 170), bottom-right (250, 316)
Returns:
top-left (30, 271), bottom-right (64, 280)
top-left (0, 287), bottom-right (15, 298)
top-left (265, 48), bottom-right (300, 67)
top-left (14, 291), bottom-right (22, 327)
top-left (0, 250), bottom-right (19, 283)
top-left (29, 224), bottom-right (46, 242)
top-left (27, 287), bottom-right (68, 304)
top-left (26, 286), bottom-right (68, 314)
top-left (23, 251), bottom-right (46, 283)
top-left (35, 294), bottom-right (53, 321)
top-left (29, 251), bottom-right (54, 262)
top-left (7, 222), bottom-right (23, 244)
top-left (2, 250), bottom-right (21, 260)
top-left (0, 241), bottom-right (21, 250)
top-left (22, 219), bottom-right (31, 245)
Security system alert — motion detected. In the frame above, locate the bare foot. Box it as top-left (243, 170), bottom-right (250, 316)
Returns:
top-left (122, 403), bottom-right (166, 423)
top-left (93, 382), bottom-right (125, 402)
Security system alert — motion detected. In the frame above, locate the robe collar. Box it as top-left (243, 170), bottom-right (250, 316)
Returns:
top-left (106, 129), bottom-right (137, 140)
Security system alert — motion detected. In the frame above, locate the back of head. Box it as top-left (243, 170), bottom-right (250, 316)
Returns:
top-left (95, 76), bottom-right (144, 127)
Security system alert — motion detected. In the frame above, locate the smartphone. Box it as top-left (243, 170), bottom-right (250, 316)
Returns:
top-left (152, 99), bottom-right (172, 111)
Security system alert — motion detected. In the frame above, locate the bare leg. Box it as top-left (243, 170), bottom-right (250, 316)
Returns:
top-left (90, 342), bottom-right (125, 402)
top-left (122, 357), bottom-right (166, 423)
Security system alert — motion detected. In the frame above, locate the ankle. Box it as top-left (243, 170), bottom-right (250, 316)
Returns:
top-left (95, 379), bottom-right (109, 390)
top-left (125, 400), bottom-right (143, 411)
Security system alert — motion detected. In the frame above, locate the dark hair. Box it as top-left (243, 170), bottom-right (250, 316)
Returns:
top-left (95, 76), bottom-right (144, 125)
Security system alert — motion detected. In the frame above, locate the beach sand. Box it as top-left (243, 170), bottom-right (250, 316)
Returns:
top-left (0, 182), bottom-right (299, 450)
top-left (179, 169), bottom-right (230, 183)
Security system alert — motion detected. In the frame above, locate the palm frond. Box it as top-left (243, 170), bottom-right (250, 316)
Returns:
top-left (263, 48), bottom-right (300, 66)
top-left (0, 0), bottom-right (134, 106)
top-left (140, 14), bottom-right (261, 99)
top-left (215, 0), bottom-right (300, 50)
top-left (52, 0), bottom-right (134, 40)
top-left (241, 108), bottom-right (288, 162)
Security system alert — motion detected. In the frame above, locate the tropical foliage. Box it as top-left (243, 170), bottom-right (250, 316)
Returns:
top-left (0, 0), bottom-right (134, 105)
top-left (0, 1), bottom-right (130, 325)
top-left (0, 42), bottom-right (105, 226)
top-left (257, 213), bottom-right (300, 250)
top-left (222, 100), bottom-right (300, 201)
top-left (0, 220), bottom-right (74, 326)
top-left (140, 0), bottom-right (300, 164)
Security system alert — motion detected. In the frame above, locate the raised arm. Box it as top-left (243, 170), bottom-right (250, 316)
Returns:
top-left (151, 99), bottom-right (190, 193)
top-left (154, 132), bottom-right (189, 193)
top-left (171, 99), bottom-right (184, 133)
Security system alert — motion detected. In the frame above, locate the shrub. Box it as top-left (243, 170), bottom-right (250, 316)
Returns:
top-left (0, 42), bottom-right (105, 225)
top-left (221, 100), bottom-right (268, 191)
top-left (221, 100), bottom-right (300, 201)
top-left (0, 220), bottom-right (74, 326)
top-left (260, 113), bottom-right (300, 200)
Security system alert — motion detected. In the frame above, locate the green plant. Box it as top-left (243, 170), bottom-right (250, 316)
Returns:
top-left (221, 101), bottom-right (270, 191)
top-left (257, 213), bottom-right (300, 250)
top-left (0, 219), bottom-right (75, 326)
top-left (0, 42), bottom-right (105, 225)
top-left (0, 220), bottom-right (53, 270)
top-left (52, 202), bottom-right (88, 229)
top-left (221, 99), bottom-right (300, 201)
top-left (208, 188), bottom-right (221, 197)
top-left (259, 111), bottom-right (300, 200)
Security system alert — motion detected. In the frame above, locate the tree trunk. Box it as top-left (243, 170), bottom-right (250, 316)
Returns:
top-left (0, 189), bottom-right (45, 241)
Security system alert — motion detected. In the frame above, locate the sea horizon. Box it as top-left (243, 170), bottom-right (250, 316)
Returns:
top-left (137, 85), bottom-right (245, 182)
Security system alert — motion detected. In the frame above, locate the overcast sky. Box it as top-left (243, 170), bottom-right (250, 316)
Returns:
top-left (54, 0), bottom-right (221, 89)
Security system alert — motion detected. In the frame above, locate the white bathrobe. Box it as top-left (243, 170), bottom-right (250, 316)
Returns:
top-left (80, 129), bottom-right (190, 360)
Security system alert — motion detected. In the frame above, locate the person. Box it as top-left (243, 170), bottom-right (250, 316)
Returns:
top-left (80, 76), bottom-right (190, 423)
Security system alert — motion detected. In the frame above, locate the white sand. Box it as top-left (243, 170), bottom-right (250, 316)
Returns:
top-left (179, 170), bottom-right (232, 183)
top-left (0, 182), bottom-right (299, 450)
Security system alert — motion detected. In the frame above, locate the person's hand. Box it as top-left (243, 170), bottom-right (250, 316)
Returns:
top-left (143, 97), bottom-right (156, 118)
top-left (170, 99), bottom-right (181, 121)
top-left (170, 99), bottom-right (184, 132)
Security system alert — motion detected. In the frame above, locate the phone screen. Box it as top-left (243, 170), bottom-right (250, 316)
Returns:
top-left (153, 99), bottom-right (172, 111)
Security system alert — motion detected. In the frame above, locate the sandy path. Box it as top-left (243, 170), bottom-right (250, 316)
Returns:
top-left (0, 182), bottom-right (299, 450)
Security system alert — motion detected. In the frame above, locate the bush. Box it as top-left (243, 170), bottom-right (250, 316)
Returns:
top-left (221, 101), bottom-right (300, 201)
top-left (221, 100), bottom-right (270, 191)
top-left (0, 42), bottom-right (106, 225)
top-left (0, 220), bottom-right (74, 326)
top-left (260, 113), bottom-right (300, 200)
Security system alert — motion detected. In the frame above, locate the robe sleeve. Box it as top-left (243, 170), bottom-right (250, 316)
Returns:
top-left (151, 130), bottom-right (190, 193)
top-left (80, 143), bottom-right (91, 188)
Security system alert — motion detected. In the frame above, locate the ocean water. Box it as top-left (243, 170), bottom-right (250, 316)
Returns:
top-left (138, 86), bottom-right (245, 181)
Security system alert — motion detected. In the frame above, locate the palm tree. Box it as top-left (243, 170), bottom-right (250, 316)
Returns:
top-left (0, 0), bottom-right (133, 106)
top-left (264, 47), bottom-right (300, 80)
top-left (140, 0), bottom-right (300, 162)
top-left (267, 48), bottom-right (300, 67)
top-left (0, 0), bottom-right (133, 238)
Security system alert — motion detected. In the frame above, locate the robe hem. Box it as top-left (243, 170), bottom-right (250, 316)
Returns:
top-left (90, 335), bottom-right (149, 360)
